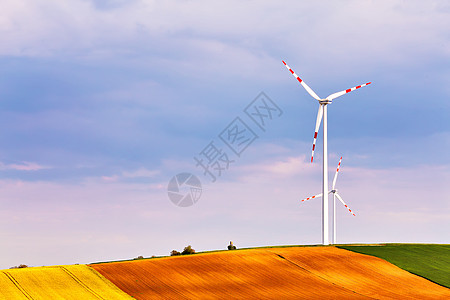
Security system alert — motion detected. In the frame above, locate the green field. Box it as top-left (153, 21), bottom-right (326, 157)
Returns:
top-left (338, 244), bottom-right (450, 288)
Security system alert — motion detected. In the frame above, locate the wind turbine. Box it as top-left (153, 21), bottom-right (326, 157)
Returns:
top-left (301, 157), bottom-right (356, 244)
top-left (282, 60), bottom-right (370, 245)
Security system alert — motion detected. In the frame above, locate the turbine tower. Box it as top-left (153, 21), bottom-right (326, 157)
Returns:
top-left (282, 60), bottom-right (370, 245)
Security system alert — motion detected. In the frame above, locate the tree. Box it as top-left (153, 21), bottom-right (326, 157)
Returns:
top-left (10, 264), bottom-right (28, 269)
top-left (170, 250), bottom-right (181, 256)
top-left (181, 245), bottom-right (195, 255)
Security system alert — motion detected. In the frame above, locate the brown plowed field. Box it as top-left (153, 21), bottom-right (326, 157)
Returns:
top-left (91, 246), bottom-right (450, 299)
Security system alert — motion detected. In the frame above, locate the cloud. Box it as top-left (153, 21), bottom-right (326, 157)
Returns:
top-left (122, 168), bottom-right (159, 178)
top-left (232, 154), bottom-right (316, 181)
top-left (99, 168), bottom-right (160, 183)
top-left (0, 161), bottom-right (50, 171)
top-left (100, 175), bottom-right (119, 182)
top-left (215, 150), bottom-right (450, 213)
top-left (1, 0), bottom-right (448, 79)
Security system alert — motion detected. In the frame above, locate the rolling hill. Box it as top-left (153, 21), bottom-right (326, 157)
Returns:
top-left (91, 246), bottom-right (450, 299)
top-left (1, 245), bottom-right (449, 299)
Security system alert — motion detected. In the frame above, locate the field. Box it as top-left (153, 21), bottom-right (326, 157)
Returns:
top-left (91, 246), bottom-right (450, 299)
top-left (1, 245), bottom-right (448, 299)
top-left (338, 244), bottom-right (450, 288)
top-left (0, 265), bottom-right (133, 300)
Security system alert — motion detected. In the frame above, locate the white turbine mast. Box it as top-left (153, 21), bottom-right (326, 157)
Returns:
top-left (282, 60), bottom-right (370, 245)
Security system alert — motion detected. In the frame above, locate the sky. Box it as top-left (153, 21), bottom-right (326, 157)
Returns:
top-left (0, 0), bottom-right (449, 269)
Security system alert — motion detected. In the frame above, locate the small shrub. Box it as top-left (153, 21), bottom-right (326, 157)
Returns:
top-left (10, 264), bottom-right (28, 269)
top-left (171, 250), bottom-right (181, 256)
top-left (134, 256), bottom-right (144, 260)
top-left (181, 245), bottom-right (195, 255)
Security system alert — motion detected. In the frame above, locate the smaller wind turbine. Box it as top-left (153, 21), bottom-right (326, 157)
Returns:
top-left (300, 157), bottom-right (355, 244)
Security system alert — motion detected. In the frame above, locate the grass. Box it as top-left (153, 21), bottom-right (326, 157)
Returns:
top-left (338, 243), bottom-right (450, 288)
top-left (90, 244), bottom-right (326, 265)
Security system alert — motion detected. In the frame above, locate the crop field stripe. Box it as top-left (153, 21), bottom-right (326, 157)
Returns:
top-left (60, 267), bottom-right (105, 300)
top-left (3, 272), bottom-right (34, 300)
top-left (268, 250), bottom-right (375, 299)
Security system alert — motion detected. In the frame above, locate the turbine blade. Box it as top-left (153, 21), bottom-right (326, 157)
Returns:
top-left (300, 193), bottom-right (322, 202)
top-left (311, 105), bottom-right (323, 163)
top-left (326, 82), bottom-right (372, 101)
top-left (332, 156), bottom-right (343, 190)
top-left (282, 61), bottom-right (321, 100)
top-left (335, 193), bottom-right (356, 216)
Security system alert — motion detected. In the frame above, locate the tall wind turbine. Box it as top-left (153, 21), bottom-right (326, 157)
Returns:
top-left (282, 60), bottom-right (370, 245)
top-left (301, 157), bottom-right (356, 244)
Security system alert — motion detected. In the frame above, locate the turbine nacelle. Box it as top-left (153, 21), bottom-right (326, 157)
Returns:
top-left (319, 99), bottom-right (332, 105)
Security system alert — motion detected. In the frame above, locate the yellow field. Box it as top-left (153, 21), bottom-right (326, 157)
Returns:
top-left (0, 265), bottom-right (132, 300)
